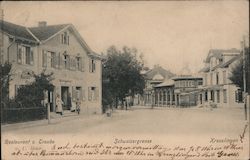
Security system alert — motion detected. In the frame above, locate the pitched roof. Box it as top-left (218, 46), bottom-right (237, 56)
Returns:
top-left (144, 65), bottom-right (175, 80)
top-left (0, 20), bottom-right (37, 43)
top-left (199, 66), bottom-right (210, 73)
top-left (212, 54), bottom-right (241, 71)
top-left (29, 24), bottom-right (69, 41)
top-left (154, 79), bottom-right (174, 88)
top-left (205, 48), bottom-right (240, 62)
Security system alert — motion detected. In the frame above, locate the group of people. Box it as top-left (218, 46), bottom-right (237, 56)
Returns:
top-left (55, 94), bottom-right (81, 116)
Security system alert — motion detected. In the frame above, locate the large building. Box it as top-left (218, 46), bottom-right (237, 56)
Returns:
top-left (199, 49), bottom-right (244, 108)
top-left (0, 20), bottom-right (103, 114)
top-left (141, 65), bottom-right (175, 106)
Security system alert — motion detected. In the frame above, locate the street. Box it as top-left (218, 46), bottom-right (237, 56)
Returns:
top-left (2, 106), bottom-right (247, 137)
top-left (2, 106), bottom-right (249, 160)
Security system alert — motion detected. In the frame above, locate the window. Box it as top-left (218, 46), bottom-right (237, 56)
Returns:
top-left (235, 89), bottom-right (243, 103)
top-left (88, 87), bottom-right (99, 101)
top-left (216, 72), bottom-right (219, 85)
top-left (72, 87), bottom-right (84, 101)
top-left (198, 80), bottom-right (203, 86)
top-left (188, 81), bottom-right (192, 87)
top-left (205, 91), bottom-right (208, 101)
top-left (63, 55), bottom-right (70, 69)
top-left (17, 45), bottom-right (33, 65)
top-left (89, 59), bottom-right (96, 73)
top-left (61, 32), bottom-right (69, 45)
top-left (210, 91), bottom-right (214, 102)
top-left (223, 89), bottom-right (227, 103)
top-left (76, 57), bottom-right (84, 71)
top-left (216, 90), bottom-right (220, 103)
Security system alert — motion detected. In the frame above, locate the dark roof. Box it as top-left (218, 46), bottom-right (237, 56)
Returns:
top-left (172, 75), bottom-right (202, 80)
top-left (29, 24), bottom-right (69, 41)
top-left (0, 20), bottom-right (37, 42)
top-left (144, 66), bottom-right (175, 80)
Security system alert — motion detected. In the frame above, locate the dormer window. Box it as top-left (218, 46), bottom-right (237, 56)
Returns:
top-left (61, 32), bottom-right (69, 45)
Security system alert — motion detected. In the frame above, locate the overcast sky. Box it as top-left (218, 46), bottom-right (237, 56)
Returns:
top-left (1, 1), bottom-right (249, 74)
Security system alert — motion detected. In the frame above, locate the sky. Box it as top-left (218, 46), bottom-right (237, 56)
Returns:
top-left (0, 1), bottom-right (249, 74)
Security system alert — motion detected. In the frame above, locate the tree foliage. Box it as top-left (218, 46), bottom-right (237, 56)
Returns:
top-left (0, 63), bottom-right (12, 103)
top-left (229, 47), bottom-right (249, 93)
top-left (102, 46), bottom-right (145, 109)
top-left (15, 71), bottom-right (54, 107)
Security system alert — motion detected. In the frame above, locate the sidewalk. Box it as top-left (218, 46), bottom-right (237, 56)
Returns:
top-left (1, 109), bottom-right (129, 133)
top-left (1, 110), bottom-right (102, 132)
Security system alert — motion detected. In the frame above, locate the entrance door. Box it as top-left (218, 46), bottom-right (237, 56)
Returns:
top-left (61, 86), bottom-right (69, 110)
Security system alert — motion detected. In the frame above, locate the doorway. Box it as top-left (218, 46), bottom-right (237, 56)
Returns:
top-left (61, 86), bottom-right (70, 110)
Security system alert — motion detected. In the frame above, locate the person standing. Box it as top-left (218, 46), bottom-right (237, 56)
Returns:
top-left (76, 98), bottom-right (81, 115)
top-left (56, 94), bottom-right (63, 115)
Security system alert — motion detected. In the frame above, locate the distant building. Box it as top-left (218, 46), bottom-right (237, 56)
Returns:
top-left (172, 75), bottom-right (203, 107)
top-left (0, 20), bottom-right (104, 114)
top-left (140, 65), bottom-right (175, 106)
top-left (199, 49), bottom-right (243, 108)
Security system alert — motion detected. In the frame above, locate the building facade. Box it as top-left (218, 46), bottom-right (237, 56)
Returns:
top-left (142, 65), bottom-right (175, 106)
top-left (0, 20), bottom-right (103, 114)
top-left (172, 75), bottom-right (203, 107)
top-left (199, 49), bottom-right (244, 108)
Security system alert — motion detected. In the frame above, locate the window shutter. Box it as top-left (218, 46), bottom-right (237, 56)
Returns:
top-left (17, 45), bottom-right (22, 64)
top-left (81, 58), bottom-right (84, 72)
top-left (67, 35), bottom-right (69, 45)
top-left (93, 60), bottom-right (96, 72)
top-left (72, 86), bottom-right (76, 101)
top-left (95, 87), bottom-right (99, 100)
top-left (61, 34), bottom-right (64, 44)
top-left (89, 59), bottom-right (92, 72)
top-left (82, 88), bottom-right (85, 101)
top-left (66, 56), bottom-right (70, 69)
top-left (88, 87), bottom-right (91, 101)
top-left (30, 48), bottom-right (34, 65)
top-left (42, 50), bottom-right (47, 67)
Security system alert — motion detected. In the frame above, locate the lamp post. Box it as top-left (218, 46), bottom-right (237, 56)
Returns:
top-left (241, 36), bottom-right (247, 120)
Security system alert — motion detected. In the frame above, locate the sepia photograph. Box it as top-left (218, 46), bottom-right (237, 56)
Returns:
top-left (0, 1), bottom-right (249, 160)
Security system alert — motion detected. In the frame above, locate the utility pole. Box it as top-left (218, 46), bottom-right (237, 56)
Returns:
top-left (242, 36), bottom-right (247, 120)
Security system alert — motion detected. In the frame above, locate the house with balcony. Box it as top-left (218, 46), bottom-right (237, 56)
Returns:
top-left (199, 48), bottom-right (243, 108)
top-left (0, 20), bottom-right (103, 114)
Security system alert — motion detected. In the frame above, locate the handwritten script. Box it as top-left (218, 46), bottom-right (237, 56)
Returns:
top-left (3, 137), bottom-right (246, 160)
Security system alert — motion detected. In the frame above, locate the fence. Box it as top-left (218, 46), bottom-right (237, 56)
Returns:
top-left (1, 100), bottom-right (47, 124)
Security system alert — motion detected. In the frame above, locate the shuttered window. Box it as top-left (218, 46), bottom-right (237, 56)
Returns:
top-left (88, 87), bottom-right (99, 101)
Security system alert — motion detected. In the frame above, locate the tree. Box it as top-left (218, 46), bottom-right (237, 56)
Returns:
top-left (102, 46), bottom-right (145, 111)
top-left (15, 71), bottom-right (54, 107)
top-left (229, 47), bottom-right (249, 93)
top-left (0, 63), bottom-right (12, 105)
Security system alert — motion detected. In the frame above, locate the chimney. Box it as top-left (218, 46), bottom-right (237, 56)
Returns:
top-left (38, 21), bottom-right (47, 27)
